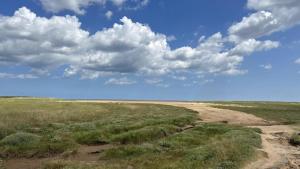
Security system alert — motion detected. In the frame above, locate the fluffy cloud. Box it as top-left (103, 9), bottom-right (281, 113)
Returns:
top-left (40, 0), bottom-right (147, 14)
top-left (0, 7), bottom-right (88, 69)
top-left (229, 0), bottom-right (300, 42)
top-left (229, 39), bottom-right (279, 56)
top-left (296, 58), bottom-right (300, 64)
top-left (105, 77), bottom-right (136, 85)
top-left (0, 7), bottom-right (281, 80)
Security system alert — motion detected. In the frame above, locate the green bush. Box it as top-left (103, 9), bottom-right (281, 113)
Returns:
top-left (67, 122), bottom-right (97, 132)
top-left (289, 133), bottom-right (300, 146)
top-left (37, 134), bottom-right (79, 156)
top-left (0, 132), bottom-right (41, 157)
top-left (0, 132), bottom-right (78, 158)
top-left (0, 127), bottom-right (14, 140)
top-left (111, 125), bottom-right (179, 144)
top-left (0, 132), bottom-right (41, 146)
top-left (73, 131), bottom-right (108, 145)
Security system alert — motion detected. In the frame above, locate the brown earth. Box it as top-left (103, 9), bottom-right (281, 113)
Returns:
top-left (4, 145), bottom-right (113, 169)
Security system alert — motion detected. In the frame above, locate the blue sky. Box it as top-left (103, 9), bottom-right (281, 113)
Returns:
top-left (0, 0), bottom-right (300, 101)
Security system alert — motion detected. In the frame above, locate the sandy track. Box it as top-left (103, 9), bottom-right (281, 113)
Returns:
top-left (73, 100), bottom-right (299, 169)
top-left (245, 125), bottom-right (300, 169)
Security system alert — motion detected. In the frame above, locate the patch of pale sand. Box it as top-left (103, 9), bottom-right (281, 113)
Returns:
top-left (207, 103), bottom-right (257, 108)
top-left (121, 104), bottom-right (141, 110)
top-left (245, 125), bottom-right (300, 169)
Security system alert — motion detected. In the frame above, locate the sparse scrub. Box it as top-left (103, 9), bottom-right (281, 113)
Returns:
top-left (42, 124), bottom-right (261, 169)
top-left (0, 132), bottom-right (41, 146)
top-left (289, 133), bottom-right (300, 146)
top-left (111, 125), bottom-right (180, 144)
top-left (98, 124), bottom-right (261, 169)
top-left (72, 130), bottom-right (108, 145)
top-left (0, 132), bottom-right (78, 158)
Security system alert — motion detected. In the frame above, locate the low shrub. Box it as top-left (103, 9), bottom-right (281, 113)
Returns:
top-left (0, 132), bottom-right (41, 157)
top-left (37, 134), bottom-right (79, 157)
top-left (0, 132), bottom-right (41, 147)
top-left (0, 127), bottom-right (14, 140)
top-left (289, 133), bottom-right (300, 146)
top-left (72, 131), bottom-right (109, 145)
top-left (104, 145), bottom-right (150, 159)
top-left (111, 125), bottom-right (179, 144)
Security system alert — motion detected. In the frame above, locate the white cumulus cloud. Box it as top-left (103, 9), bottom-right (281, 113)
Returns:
top-left (0, 7), bottom-right (287, 80)
top-left (229, 0), bottom-right (300, 42)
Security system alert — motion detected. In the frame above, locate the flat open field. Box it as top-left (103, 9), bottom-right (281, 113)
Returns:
top-left (0, 98), bottom-right (299, 169)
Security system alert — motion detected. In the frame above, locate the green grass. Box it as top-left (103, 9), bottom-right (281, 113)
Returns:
top-left (0, 99), bottom-right (197, 158)
top-left (211, 102), bottom-right (300, 125)
top-left (0, 99), bottom-right (262, 169)
top-left (43, 124), bottom-right (261, 169)
top-left (289, 133), bottom-right (300, 146)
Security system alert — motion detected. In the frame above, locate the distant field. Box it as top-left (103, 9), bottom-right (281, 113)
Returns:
top-left (211, 102), bottom-right (300, 125)
top-left (0, 99), bottom-right (261, 169)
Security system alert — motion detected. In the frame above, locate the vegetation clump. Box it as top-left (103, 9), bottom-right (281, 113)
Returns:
top-left (289, 133), bottom-right (300, 146)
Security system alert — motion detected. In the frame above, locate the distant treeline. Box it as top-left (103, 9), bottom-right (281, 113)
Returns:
top-left (0, 96), bottom-right (30, 98)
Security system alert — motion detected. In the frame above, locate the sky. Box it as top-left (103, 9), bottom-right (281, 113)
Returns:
top-left (0, 0), bottom-right (300, 101)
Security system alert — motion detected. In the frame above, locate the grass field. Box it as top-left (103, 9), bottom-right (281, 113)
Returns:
top-left (0, 98), bottom-right (262, 169)
top-left (211, 102), bottom-right (300, 125)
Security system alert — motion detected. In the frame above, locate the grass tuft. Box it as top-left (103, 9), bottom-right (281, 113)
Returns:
top-left (111, 125), bottom-right (179, 144)
top-left (0, 132), bottom-right (40, 147)
top-left (289, 133), bottom-right (300, 146)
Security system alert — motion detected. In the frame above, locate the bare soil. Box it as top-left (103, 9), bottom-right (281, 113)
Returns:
top-left (4, 145), bottom-right (112, 169)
